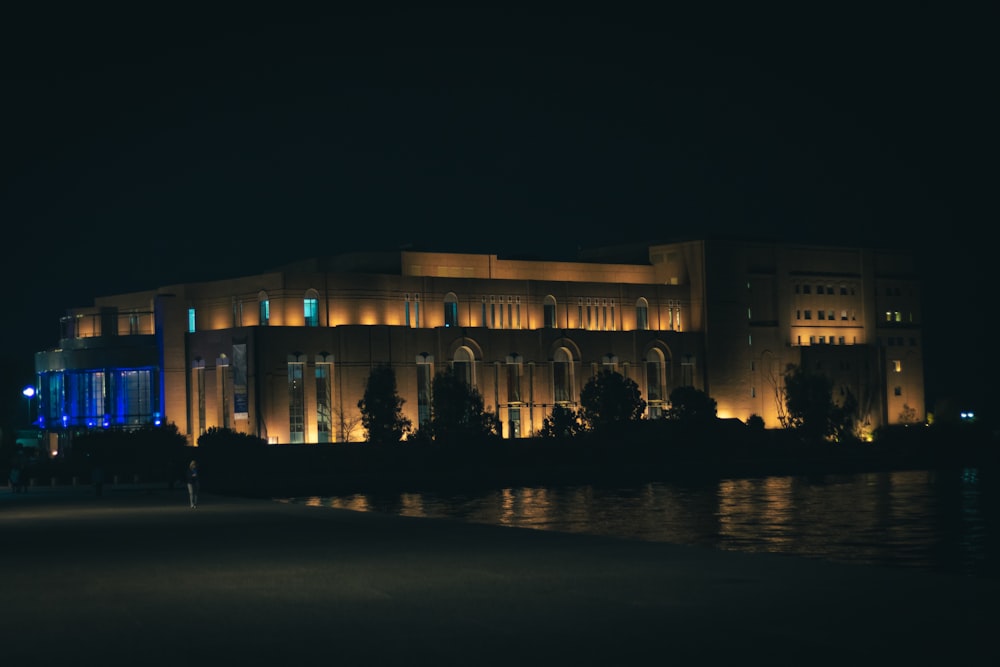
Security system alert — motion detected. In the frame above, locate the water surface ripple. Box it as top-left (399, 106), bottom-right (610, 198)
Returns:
top-left (284, 467), bottom-right (998, 578)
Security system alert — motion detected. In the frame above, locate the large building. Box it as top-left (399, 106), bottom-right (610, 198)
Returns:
top-left (33, 239), bottom-right (924, 451)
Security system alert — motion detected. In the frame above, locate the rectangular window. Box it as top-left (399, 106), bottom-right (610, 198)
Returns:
top-left (111, 368), bottom-right (155, 427)
top-left (288, 362), bottom-right (305, 443)
top-left (404, 297), bottom-right (411, 327)
top-left (259, 300), bottom-right (270, 326)
top-left (304, 298), bottom-right (319, 327)
top-left (507, 363), bottom-right (521, 403)
top-left (195, 366), bottom-right (205, 436)
top-left (316, 363), bottom-right (332, 443)
top-left (65, 369), bottom-right (106, 427)
top-left (818, 310), bottom-right (826, 320)
top-left (804, 310), bottom-right (812, 320)
top-left (414, 294), bottom-right (420, 327)
top-left (417, 360), bottom-right (432, 427)
top-left (188, 308), bottom-right (196, 333)
top-left (508, 407), bottom-right (521, 439)
top-left (481, 297), bottom-right (488, 327)
top-left (841, 310), bottom-right (847, 320)
top-left (893, 360), bottom-right (902, 372)
top-left (444, 301), bottom-right (458, 327)
top-left (803, 285), bottom-right (811, 294)
top-left (515, 297), bottom-right (521, 329)
top-left (217, 362), bottom-right (231, 430)
top-left (894, 386), bottom-right (902, 396)
top-left (838, 336), bottom-right (845, 345)
top-left (828, 310), bottom-right (835, 320)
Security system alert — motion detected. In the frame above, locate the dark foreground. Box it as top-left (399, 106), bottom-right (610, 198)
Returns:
top-left (2, 484), bottom-right (998, 666)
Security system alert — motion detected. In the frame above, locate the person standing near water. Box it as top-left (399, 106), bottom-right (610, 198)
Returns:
top-left (186, 460), bottom-right (200, 508)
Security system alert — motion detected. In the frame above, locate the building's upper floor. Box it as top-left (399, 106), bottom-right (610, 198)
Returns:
top-left (49, 240), bottom-right (921, 350)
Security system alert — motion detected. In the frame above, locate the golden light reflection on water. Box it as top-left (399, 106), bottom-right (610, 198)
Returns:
top-left (283, 467), bottom-right (994, 576)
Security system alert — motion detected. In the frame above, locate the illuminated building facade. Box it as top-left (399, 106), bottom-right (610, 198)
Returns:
top-left (33, 239), bottom-right (924, 449)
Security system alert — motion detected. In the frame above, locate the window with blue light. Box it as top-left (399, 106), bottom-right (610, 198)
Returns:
top-left (304, 291), bottom-right (319, 327)
top-left (188, 308), bottom-right (196, 333)
top-left (259, 293), bottom-right (270, 326)
top-left (444, 293), bottom-right (458, 327)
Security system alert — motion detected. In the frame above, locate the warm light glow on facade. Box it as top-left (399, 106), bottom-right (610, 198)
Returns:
top-left (33, 241), bottom-right (925, 448)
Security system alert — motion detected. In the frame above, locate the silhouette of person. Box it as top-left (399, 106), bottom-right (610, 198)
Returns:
top-left (186, 460), bottom-right (200, 508)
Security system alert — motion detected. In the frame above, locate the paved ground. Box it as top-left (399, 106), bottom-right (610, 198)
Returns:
top-left (2, 482), bottom-right (998, 666)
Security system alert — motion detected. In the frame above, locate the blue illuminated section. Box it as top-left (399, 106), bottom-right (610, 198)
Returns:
top-left (38, 366), bottom-right (160, 431)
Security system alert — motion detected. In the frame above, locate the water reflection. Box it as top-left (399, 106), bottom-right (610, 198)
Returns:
top-left (284, 467), bottom-right (998, 578)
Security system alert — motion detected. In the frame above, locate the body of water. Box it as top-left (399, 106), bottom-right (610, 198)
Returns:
top-left (282, 466), bottom-right (999, 578)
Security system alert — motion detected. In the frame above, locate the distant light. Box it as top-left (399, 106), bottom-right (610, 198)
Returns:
top-left (22, 386), bottom-right (36, 399)
top-left (960, 411), bottom-right (976, 421)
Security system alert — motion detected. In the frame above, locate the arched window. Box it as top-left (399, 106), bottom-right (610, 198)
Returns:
top-left (553, 347), bottom-right (573, 404)
top-left (543, 295), bottom-right (557, 328)
top-left (636, 297), bottom-right (649, 331)
top-left (453, 346), bottom-right (475, 388)
top-left (258, 291), bottom-right (270, 326)
top-left (444, 292), bottom-right (459, 327)
top-left (304, 289), bottom-right (320, 327)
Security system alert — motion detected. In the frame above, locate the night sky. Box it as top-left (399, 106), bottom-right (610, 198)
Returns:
top-left (1, 5), bottom-right (995, 427)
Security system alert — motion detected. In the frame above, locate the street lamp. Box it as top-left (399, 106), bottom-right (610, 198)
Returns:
top-left (22, 385), bottom-right (36, 427)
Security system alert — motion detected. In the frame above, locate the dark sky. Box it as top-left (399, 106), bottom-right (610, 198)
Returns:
top-left (1, 4), bottom-right (996, 424)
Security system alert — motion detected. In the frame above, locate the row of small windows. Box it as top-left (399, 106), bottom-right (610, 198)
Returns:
top-left (795, 284), bottom-right (912, 298)
top-left (799, 336), bottom-right (853, 345)
top-left (880, 336), bottom-right (915, 346)
top-left (797, 309), bottom-right (857, 321)
top-left (190, 292), bottom-right (676, 332)
top-left (795, 284), bottom-right (856, 296)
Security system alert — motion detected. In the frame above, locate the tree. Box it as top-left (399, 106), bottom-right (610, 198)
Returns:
top-left (578, 369), bottom-right (646, 431)
top-left (539, 404), bottom-right (584, 439)
top-left (666, 386), bottom-right (717, 423)
top-left (781, 364), bottom-right (836, 440)
top-left (332, 404), bottom-right (364, 443)
top-left (428, 366), bottom-right (499, 443)
top-left (358, 365), bottom-right (412, 445)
